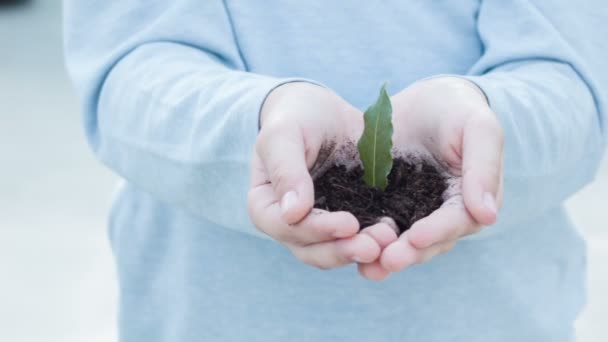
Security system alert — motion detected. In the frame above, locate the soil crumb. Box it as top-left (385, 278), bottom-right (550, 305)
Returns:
top-left (313, 158), bottom-right (447, 234)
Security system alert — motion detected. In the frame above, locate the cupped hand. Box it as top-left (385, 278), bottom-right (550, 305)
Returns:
top-left (248, 82), bottom-right (398, 271)
top-left (359, 77), bottom-right (504, 278)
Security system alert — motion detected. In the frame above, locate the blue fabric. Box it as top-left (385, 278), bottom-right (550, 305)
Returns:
top-left (64, 1), bottom-right (607, 341)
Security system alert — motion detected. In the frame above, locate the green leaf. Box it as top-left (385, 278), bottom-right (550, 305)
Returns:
top-left (357, 83), bottom-right (394, 191)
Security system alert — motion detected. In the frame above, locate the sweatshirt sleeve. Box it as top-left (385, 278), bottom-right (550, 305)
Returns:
top-left (461, 0), bottom-right (608, 237)
top-left (63, 1), bottom-right (311, 238)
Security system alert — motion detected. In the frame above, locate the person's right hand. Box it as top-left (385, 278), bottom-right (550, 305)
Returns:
top-left (248, 82), bottom-right (398, 271)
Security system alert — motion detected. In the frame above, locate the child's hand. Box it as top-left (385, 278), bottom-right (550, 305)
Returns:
top-left (248, 82), bottom-right (398, 270)
top-left (360, 77), bottom-right (504, 278)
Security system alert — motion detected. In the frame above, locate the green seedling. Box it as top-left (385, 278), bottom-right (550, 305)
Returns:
top-left (357, 83), bottom-right (394, 191)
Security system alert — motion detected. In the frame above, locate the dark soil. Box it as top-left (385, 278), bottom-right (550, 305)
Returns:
top-left (313, 158), bottom-right (447, 234)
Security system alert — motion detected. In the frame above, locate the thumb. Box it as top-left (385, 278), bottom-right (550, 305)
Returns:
top-left (461, 111), bottom-right (503, 226)
top-left (256, 124), bottom-right (315, 224)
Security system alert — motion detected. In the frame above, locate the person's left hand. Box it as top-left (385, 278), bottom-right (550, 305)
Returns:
top-left (358, 77), bottom-right (504, 280)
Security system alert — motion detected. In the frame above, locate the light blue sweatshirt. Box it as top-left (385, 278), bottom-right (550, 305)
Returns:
top-left (64, 1), bottom-right (607, 341)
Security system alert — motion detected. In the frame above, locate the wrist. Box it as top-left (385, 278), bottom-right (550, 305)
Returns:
top-left (419, 76), bottom-right (489, 106)
top-left (260, 82), bottom-right (326, 127)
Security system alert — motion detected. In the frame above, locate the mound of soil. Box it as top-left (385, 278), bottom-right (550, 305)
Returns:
top-left (313, 158), bottom-right (447, 234)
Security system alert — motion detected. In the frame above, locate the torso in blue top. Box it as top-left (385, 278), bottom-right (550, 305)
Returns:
top-left (64, 1), bottom-right (608, 341)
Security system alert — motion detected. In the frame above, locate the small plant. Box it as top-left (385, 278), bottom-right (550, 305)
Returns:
top-left (357, 84), bottom-right (394, 190)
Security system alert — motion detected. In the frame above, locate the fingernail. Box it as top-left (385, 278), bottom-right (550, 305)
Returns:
top-left (280, 191), bottom-right (298, 215)
top-left (483, 192), bottom-right (497, 215)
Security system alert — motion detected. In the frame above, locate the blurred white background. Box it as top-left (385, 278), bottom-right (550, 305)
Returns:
top-left (0, 1), bottom-right (605, 341)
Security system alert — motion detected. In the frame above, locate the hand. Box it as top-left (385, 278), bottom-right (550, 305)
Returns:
top-left (358, 77), bottom-right (504, 279)
top-left (248, 82), bottom-right (398, 270)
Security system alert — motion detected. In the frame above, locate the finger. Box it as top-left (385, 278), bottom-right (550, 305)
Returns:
top-left (406, 198), bottom-right (478, 249)
top-left (380, 237), bottom-right (456, 272)
top-left (379, 216), bottom-right (401, 236)
top-left (292, 233), bottom-right (381, 270)
top-left (461, 111), bottom-right (503, 226)
top-left (358, 262), bottom-right (391, 281)
top-left (256, 123), bottom-right (315, 224)
top-left (417, 240), bottom-right (456, 264)
top-left (380, 237), bottom-right (418, 272)
top-left (355, 222), bottom-right (398, 280)
top-left (248, 183), bottom-right (359, 245)
top-left (360, 222), bottom-right (399, 248)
